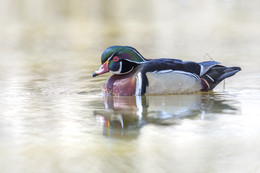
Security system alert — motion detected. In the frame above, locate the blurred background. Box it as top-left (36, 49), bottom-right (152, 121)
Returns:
top-left (0, 0), bottom-right (260, 173)
top-left (1, 0), bottom-right (259, 62)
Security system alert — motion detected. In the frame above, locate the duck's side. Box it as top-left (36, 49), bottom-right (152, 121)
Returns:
top-left (102, 60), bottom-right (241, 96)
top-left (138, 70), bottom-right (202, 95)
top-left (93, 46), bottom-right (241, 96)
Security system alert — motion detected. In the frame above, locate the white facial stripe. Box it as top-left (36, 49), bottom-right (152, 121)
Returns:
top-left (124, 59), bottom-right (146, 64)
top-left (107, 52), bottom-right (116, 61)
top-left (131, 49), bottom-right (146, 61)
top-left (120, 66), bottom-right (134, 75)
top-left (110, 61), bottom-right (135, 75)
top-left (110, 61), bottom-right (122, 74)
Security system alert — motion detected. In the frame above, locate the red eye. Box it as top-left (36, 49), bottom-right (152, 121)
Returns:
top-left (113, 56), bottom-right (119, 62)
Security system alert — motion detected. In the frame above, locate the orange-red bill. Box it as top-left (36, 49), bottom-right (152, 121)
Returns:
top-left (92, 61), bottom-right (109, 77)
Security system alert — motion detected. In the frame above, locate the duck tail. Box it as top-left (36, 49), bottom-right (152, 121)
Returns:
top-left (200, 66), bottom-right (241, 91)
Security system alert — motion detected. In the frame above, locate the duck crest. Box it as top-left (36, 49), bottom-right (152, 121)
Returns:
top-left (101, 46), bottom-right (146, 64)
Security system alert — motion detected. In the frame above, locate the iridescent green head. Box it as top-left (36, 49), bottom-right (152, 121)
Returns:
top-left (93, 46), bottom-right (147, 77)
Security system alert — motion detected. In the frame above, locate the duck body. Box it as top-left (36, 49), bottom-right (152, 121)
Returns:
top-left (93, 46), bottom-right (241, 96)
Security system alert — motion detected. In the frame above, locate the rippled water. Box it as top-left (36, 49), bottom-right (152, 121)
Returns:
top-left (1, 0), bottom-right (260, 173)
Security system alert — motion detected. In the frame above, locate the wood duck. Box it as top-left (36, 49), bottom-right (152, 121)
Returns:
top-left (93, 46), bottom-right (241, 96)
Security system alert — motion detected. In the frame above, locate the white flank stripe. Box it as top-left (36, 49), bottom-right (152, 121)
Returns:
top-left (205, 74), bottom-right (215, 82)
top-left (125, 59), bottom-right (146, 64)
top-left (111, 61), bottom-right (122, 74)
top-left (155, 70), bottom-right (174, 74)
top-left (135, 72), bottom-right (142, 95)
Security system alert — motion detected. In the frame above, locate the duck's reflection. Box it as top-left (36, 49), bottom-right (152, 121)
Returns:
top-left (94, 93), bottom-right (238, 138)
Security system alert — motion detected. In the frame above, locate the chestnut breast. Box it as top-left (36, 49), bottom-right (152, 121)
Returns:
top-left (103, 69), bottom-right (138, 96)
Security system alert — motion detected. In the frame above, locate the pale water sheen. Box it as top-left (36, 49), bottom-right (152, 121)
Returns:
top-left (1, 0), bottom-right (260, 173)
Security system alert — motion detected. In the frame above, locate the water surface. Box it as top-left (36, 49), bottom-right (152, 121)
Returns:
top-left (1, 0), bottom-right (260, 173)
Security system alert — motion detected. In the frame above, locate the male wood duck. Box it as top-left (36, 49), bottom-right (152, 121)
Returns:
top-left (93, 46), bottom-right (241, 96)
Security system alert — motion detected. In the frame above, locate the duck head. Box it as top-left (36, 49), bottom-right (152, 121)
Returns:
top-left (93, 46), bottom-right (147, 77)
